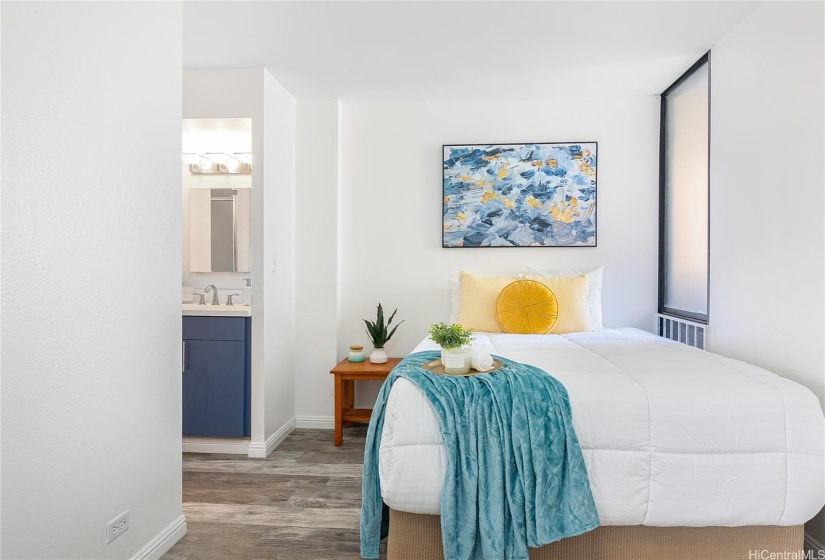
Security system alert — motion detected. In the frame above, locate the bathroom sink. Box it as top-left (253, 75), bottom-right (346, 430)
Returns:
top-left (181, 303), bottom-right (251, 317)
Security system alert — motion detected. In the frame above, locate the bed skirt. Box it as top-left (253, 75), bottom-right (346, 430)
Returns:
top-left (387, 509), bottom-right (804, 560)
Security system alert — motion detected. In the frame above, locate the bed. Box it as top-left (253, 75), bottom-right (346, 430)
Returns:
top-left (377, 329), bottom-right (825, 559)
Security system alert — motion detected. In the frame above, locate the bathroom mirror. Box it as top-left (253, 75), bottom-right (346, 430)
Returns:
top-left (183, 117), bottom-right (252, 274)
top-left (189, 188), bottom-right (251, 273)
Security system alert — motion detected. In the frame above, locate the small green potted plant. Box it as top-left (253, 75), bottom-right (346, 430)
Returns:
top-left (428, 322), bottom-right (474, 374)
top-left (364, 303), bottom-right (404, 363)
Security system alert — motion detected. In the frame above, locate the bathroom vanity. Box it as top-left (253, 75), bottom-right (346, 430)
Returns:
top-left (182, 313), bottom-right (251, 438)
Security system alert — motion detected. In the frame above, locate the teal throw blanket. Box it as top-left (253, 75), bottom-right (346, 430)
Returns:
top-left (360, 351), bottom-right (599, 560)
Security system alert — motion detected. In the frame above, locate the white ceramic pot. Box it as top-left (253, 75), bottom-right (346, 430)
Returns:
top-left (441, 347), bottom-right (471, 374)
top-left (370, 347), bottom-right (388, 364)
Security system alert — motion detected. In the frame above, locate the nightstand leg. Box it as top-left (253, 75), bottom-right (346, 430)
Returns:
top-left (344, 380), bottom-right (355, 427)
top-left (334, 374), bottom-right (343, 446)
top-left (344, 380), bottom-right (355, 409)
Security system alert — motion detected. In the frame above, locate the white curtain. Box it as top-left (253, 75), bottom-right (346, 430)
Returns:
top-left (189, 188), bottom-right (212, 272)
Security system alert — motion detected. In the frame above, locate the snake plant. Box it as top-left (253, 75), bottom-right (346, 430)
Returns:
top-left (364, 303), bottom-right (404, 349)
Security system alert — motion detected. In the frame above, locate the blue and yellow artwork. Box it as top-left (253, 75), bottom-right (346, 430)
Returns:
top-left (442, 142), bottom-right (597, 247)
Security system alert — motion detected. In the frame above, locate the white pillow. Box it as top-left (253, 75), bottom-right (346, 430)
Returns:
top-left (449, 279), bottom-right (461, 323)
top-left (525, 266), bottom-right (604, 330)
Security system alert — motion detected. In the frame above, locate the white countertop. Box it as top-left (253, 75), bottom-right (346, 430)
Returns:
top-left (182, 303), bottom-right (252, 317)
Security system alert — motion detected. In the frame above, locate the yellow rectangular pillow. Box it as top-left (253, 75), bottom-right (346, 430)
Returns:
top-left (457, 271), bottom-right (593, 334)
top-left (528, 274), bottom-right (593, 334)
top-left (457, 272), bottom-right (518, 333)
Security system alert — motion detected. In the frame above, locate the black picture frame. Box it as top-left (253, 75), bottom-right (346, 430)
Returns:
top-left (442, 142), bottom-right (598, 248)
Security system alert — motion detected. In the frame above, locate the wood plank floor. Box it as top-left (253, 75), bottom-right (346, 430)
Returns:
top-left (164, 427), bottom-right (386, 560)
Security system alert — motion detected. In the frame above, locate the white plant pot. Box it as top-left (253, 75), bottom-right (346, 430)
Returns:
top-left (441, 347), bottom-right (471, 374)
top-left (370, 347), bottom-right (388, 364)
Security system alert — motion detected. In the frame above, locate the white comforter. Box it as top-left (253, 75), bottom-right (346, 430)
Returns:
top-left (378, 329), bottom-right (825, 526)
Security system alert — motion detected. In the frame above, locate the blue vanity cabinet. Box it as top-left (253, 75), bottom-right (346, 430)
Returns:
top-left (182, 316), bottom-right (251, 438)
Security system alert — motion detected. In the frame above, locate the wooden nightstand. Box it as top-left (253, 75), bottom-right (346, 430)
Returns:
top-left (329, 357), bottom-right (401, 446)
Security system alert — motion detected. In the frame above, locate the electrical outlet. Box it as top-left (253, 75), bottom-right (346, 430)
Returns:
top-left (106, 510), bottom-right (130, 543)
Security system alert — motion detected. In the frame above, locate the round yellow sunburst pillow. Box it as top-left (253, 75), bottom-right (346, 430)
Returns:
top-left (495, 280), bottom-right (558, 334)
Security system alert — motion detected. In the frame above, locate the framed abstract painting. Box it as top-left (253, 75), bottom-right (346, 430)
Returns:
top-left (442, 142), bottom-right (597, 247)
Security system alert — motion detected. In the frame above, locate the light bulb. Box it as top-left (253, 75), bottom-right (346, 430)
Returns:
top-left (225, 155), bottom-right (242, 173)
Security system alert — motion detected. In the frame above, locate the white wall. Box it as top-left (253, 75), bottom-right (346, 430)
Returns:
top-left (338, 97), bottom-right (660, 405)
top-left (294, 100), bottom-right (340, 425)
top-left (183, 69), bottom-right (297, 454)
top-left (262, 71), bottom-right (297, 441)
top-left (1, 3), bottom-right (185, 558)
top-left (708, 1), bottom-right (825, 546)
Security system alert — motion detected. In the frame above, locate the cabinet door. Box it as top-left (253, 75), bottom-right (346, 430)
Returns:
top-left (182, 339), bottom-right (246, 437)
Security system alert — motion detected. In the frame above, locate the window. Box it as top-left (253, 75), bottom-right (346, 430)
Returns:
top-left (659, 53), bottom-right (710, 323)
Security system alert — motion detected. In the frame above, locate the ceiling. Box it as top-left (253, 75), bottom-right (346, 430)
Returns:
top-left (182, 1), bottom-right (761, 101)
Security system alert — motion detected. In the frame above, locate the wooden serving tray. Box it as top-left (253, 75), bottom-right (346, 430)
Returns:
top-left (421, 359), bottom-right (503, 376)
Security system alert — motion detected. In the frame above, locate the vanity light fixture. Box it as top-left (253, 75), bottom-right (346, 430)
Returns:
top-left (182, 152), bottom-right (252, 175)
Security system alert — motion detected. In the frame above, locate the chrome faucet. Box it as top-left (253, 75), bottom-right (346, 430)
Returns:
top-left (204, 284), bottom-right (219, 305)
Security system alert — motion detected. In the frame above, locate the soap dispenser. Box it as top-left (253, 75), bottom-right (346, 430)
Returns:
top-left (242, 278), bottom-right (252, 306)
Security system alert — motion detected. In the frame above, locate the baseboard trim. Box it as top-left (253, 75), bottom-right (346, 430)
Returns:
top-left (295, 415), bottom-right (334, 429)
top-left (248, 417), bottom-right (296, 458)
top-left (132, 514), bottom-right (186, 560)
top-left (182, 437), bottom-right (250, 455)
top-left (805, 531), bottom-right (824, 554)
